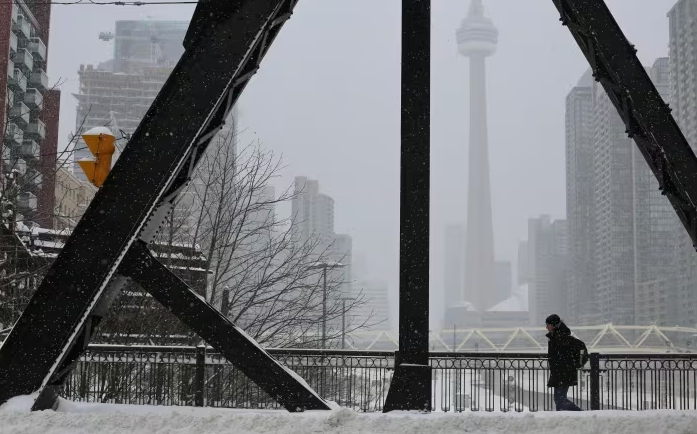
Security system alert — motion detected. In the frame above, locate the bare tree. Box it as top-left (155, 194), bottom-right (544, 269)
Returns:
top-left (96, 128), bottom-right (374, 348)
top-left (191, 130), bottom-right (373, 348)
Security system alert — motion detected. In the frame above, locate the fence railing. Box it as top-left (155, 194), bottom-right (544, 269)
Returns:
top-left (62, 345), bottom-right (697, 412)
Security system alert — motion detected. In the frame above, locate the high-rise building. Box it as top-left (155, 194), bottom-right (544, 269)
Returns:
top-left (290, 176), bottom-right (353, 328)
top-left (527, 216), bottom-right (568, 325)
top-left (562, 58), bottom-right (679, 327)
top-left (112, 20), bottom-right (188, 74)
top-left (592, 72), bottom-right (636, 325)
top-left (590, 60), bottom-right (675, 326)
top-left (457, 0), bottom-right (498, 311)
top-left (669, 1), bottom-right (697, 326)
top-left (0, 1), bottom-right (60, 227)
top-left (565, 69), bottom-right (597, 326)
top-left (494, 260), bottom-right (512, 303)
top-left (633, 58), bottom-right (679, 326)
top-left (443, 223), bottom-right (465, 323)
top-left (291, 176), bottom-right (335, 245)
top-left (668, 1), bottom-right (697, 153)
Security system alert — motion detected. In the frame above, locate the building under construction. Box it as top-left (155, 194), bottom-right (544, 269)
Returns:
top-left (72, 20), bottom-right (188, 182)
top-left (113, 19), bottom-right (188, 74)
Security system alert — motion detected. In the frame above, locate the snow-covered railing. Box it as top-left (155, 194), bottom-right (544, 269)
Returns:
top-left (56, 345), bottom-right (697, 413)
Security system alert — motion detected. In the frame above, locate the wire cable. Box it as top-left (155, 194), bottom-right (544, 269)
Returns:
top-left (0, 0), bottom-right (196, 5)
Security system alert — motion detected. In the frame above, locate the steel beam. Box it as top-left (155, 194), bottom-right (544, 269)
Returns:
top-left (0, 0), bottom-right (307, 408)
top-left (553, 0), bottom-right (697, 249)
top-left (118, 241), bottom-right (329, 411)
top-left (383, 0), bottom-right (432, 413)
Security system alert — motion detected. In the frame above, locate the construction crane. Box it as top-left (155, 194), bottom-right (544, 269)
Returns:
top-left (100, 18), bottom-right (171, 70)
top-left (98, 31), bottom-right (113, 42)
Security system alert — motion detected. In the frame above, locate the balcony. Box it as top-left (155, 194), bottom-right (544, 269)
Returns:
top-left (10, 102), bottom-right (30, 126)
top-left (23, 88), bottom-right (43, 109)
top-left (5, 123), bottom-right (23, 145)
top-left (26, 119), bottom-right (45, 140)
top-left (19, 139), bottom-right (39, 162)
top-left (11, 3), bottom-right (17, 24)
top-left (29, 69), bottom-right (48, 91)
top-left (13, 158), bottom-right (26, 176)
top-left (7, 89), bottom-right (14, 109)
top-left (17, 192), bottom-right (37, 212)
top-left (12, 15), bottom-right (30, 41)
top-left (11, 48), bottom-right (33, 74)
top-left (9, 69), bottom-right (27, 92)
top-left (27, 38), bottom-right (46, 63)
top-left (9, 33), bottom-right (17, 54)
top-left (4, 151), bottom-right (28, 176)
top-left (7, 59), bottom-right (13, 82)
top-left (24, 168), bottom-right (42, 188)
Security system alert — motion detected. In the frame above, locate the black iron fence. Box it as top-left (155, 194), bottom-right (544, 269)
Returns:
top-left (62, 345), bottom-right (697, 412)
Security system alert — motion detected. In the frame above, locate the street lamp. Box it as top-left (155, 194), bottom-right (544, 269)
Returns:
top-left (308, 260), bottom-right (345, 349)
top-left (340, 296), bottom-right (355, 349)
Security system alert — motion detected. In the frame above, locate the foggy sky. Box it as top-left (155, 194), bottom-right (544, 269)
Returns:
top-left (47, 0), bottom-right (676, 329)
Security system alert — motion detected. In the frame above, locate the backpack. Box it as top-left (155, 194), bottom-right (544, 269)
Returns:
top-left (571, 336), bottom-right (589, 368)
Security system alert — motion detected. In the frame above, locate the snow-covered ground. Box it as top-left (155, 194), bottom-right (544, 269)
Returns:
top-left (1, 395), bottom-right (697, 434)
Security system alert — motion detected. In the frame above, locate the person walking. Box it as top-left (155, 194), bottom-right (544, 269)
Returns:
top-left (545, 314), bottom-right (588, 411)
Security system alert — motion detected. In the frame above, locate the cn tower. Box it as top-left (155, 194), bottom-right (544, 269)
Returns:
top-left (457, 0), bottom-right (498, 311)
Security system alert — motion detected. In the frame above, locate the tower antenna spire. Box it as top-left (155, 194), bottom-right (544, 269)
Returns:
top-left (468, 0), bottom-right (484, 18)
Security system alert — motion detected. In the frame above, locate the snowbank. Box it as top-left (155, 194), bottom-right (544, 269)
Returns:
top-left (1, 395), bottom-right (697, 434)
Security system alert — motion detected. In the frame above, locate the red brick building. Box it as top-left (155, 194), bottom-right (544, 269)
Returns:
top-left (0, 1), bottom-right (59, 228)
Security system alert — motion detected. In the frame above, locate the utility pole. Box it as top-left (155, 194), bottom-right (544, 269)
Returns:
top-left (341, 298), bottom-right (347, 349)
top-left (322, 264), bottom-right (327, 349)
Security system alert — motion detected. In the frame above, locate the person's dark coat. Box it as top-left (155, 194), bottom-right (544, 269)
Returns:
top-left (546, 322), bottom-right (587, 388)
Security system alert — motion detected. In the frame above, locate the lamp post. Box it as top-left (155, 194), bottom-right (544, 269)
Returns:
top-left (342, 298), bottom-right (347, 349)
top-left (308, 260), bottom-right (345, 349)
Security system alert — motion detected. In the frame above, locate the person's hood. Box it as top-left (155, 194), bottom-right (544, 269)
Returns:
top-left (546, 321), bottom-right (572, 339)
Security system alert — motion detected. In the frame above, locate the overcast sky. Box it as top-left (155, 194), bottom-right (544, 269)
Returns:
top-left (47, 0), bottom-right (677, 329)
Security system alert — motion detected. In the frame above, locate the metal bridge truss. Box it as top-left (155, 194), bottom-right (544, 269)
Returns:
top-left (0, 0), bottom-right (696, 415)
top-left (0, 0), bottom-right (331, 413)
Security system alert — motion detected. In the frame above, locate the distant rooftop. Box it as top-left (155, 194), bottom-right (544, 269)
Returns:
top-left (487, 284), bottom-right (528, 312)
